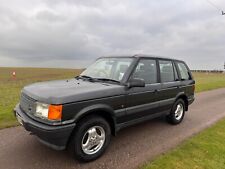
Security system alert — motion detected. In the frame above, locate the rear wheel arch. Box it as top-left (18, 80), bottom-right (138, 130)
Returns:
top-left (167, 98), bottom-right (185, 125)
top-left (176, 94), bottom-right (188, 111)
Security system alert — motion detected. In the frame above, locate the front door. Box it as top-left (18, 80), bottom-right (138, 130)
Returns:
top-left (124, 59), bottom-right (161, 122)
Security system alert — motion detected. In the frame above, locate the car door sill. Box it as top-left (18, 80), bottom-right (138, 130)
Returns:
top-left (116, 110), bottom-right (170, 132)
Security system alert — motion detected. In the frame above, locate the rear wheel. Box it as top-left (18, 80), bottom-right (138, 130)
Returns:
top-left (68, 115), bottom-right (111, 162)
top-left (167, 99), bottom-right (185, 125)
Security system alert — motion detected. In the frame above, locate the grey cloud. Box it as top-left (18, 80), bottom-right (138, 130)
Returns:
top-left (0, 0), bottom-right (225, 69)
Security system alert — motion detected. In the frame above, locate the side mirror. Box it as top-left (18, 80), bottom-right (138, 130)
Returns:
top-left (127, 78), bottom-right (145, 88)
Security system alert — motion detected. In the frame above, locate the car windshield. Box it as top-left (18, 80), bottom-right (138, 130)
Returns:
top-left (80, 58), bottom-right (134, 82)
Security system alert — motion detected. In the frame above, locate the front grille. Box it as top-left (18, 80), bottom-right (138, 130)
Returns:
top-left (20, 93), bottom-right (36, 116)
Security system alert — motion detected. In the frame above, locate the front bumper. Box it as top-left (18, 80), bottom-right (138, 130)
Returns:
top-left (14, 104), bottom-right (76, 150)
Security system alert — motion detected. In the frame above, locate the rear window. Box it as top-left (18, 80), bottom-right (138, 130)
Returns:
top-left (177, 62), bottom-right (191, 80)
top-left (159, 60), bottom-right (175, 82)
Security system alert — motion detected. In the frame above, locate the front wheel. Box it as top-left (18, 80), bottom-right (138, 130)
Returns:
top-left (68, 115), bottom-right (111, 162)
top-left (167, 99), bottom-right (185, 125)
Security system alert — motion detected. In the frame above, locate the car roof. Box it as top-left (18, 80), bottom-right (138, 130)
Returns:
top-left (100, 54), bottom-right (184, 62)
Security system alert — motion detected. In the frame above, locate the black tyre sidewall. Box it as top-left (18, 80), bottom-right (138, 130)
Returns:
top-left (72, 116), bottom-right (111, 162)
top-left (167, 99), bottom-right (185, 125)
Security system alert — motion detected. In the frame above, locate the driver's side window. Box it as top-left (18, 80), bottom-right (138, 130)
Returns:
top-left (132, 59), bottom-right (157, 84)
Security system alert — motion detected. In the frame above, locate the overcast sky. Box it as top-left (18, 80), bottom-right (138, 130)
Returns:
top-left (0, 0), bottom-right (224, 69)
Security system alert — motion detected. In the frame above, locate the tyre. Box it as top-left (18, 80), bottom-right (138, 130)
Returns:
top-left (68, 115), bottom-right (111, 162)
top-left (166, 99), bottom-right (185, 125)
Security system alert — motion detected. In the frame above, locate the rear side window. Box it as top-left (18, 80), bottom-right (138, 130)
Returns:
top-left (159, 60), bottom-right (174, 82)
top-left (177, 62), bottom-right (191, 80)
top-left (132, 59), bottom-right (157, 84)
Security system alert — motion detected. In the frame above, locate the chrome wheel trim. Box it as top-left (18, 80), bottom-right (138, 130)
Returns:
top-left (174, 103), bottom-right (184, 121)
top-left (81, 126), bottom-right (105, 155)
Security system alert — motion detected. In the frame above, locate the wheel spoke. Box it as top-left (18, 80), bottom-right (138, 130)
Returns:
top-left (82, 134), bottom-right (91, 149)
top-left (83, 142), bottom-right (92, 150)
top-left (96, 132), bottom-right (105, 142)
top-left (88, 127), bottom-right (97, 138)
top-left (174, 103), bottom-right (183, 120)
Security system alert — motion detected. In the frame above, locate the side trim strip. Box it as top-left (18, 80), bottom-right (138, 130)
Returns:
top-left (126, 98), bottom-right (175, 116)
top-left (116, 110), bottom-right (169, 131)
top-left (126, 102), bottom-right (159, 115)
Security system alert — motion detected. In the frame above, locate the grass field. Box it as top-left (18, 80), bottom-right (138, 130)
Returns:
top-left (0, 67), bottom-right (82, 129)
top-left (142, 117), bottom-right (225, 169)
top-left (194, 72), bottom-right (225, 92)
top-left (0, 68), bottom-right (225, 129)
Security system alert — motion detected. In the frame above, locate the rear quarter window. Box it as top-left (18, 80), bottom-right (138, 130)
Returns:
top-left (177, 62), bottom-right (191, 80)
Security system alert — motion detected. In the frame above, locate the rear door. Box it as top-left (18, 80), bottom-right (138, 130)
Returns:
top-left (124, 58), bottom-right (161, 122)
top-left (175, 61), bottom-right (195, 99)
top-left (157, 59), bottom-right (181, 113)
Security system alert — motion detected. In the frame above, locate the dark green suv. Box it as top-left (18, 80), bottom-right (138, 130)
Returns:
top-left (14, 55), bottom-right (195, 162)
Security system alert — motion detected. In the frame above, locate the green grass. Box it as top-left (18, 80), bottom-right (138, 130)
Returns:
top-left (142, 117), bottom-right (225, 169)
top-left (0, 67), bottom-right (82, 129)
top-left (194, 72), bottom-right (225, 92)
top-left (0, 69), bottom-right (225, 129)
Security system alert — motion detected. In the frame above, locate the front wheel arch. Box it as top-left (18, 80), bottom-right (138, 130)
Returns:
top-left (68, 115), bottom-right (111, 162)
top-left (74, 110), bottom-right (116, 136)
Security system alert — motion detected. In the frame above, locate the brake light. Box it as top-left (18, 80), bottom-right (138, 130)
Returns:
top-left (48, 105), bottom-right (62, 120)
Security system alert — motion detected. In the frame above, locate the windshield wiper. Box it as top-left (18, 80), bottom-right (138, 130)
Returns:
top-left (76, 76), bottom-right (120, 84)
top-left (75, 75), bottom-right (95, 81)
top-left (95, 78), bottom-right (120, 84)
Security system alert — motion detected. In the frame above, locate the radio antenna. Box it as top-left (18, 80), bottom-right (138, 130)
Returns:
top-left (204, 0), bottom-right (225, 15)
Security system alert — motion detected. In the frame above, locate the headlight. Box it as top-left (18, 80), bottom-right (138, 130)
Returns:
top-left (35, 102), bottom-right (49, 119)
top-left (35, 102), bottom-right (62, 121)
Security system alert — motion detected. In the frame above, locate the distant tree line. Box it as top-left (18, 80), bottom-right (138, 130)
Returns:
top-left (191, 70), bottom-right (224, 73)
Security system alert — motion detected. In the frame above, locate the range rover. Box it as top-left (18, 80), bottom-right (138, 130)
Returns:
top-left (14, 55), bottom-right (195, 162)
